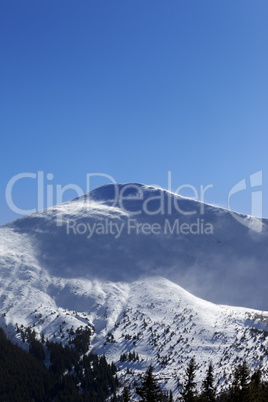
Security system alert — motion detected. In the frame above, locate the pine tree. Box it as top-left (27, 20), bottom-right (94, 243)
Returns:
top-left (122, 386), bottom-right (131, 401)
top-left (136, 364), bottom-right (162, 401)
top-left (231, 359), bottom-right (250, 401)
top-left (249, 368), bottom-right (262, 401)
top-left (201, 361), bottom-right (216, 401)
top-left (181, 357), bottom-right (197, 402)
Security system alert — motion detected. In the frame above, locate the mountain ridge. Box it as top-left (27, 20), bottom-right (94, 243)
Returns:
top-left (1, 181), bottom-right (268, 396)
top-left (1, 273), bottom-right (268, 397)
top-left (1, 183), bottom-right (268, 309)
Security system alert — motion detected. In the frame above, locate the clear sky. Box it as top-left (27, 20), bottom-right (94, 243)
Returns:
top-left (1, 0), bottom-right (267, 225)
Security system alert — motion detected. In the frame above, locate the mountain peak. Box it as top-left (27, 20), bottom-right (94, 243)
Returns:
top-left (0, 182), bottom-right (268, 309)
top-left (78, 182), bottom-right (168, 202)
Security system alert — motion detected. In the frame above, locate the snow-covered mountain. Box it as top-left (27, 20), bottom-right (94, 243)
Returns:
top-left (1, 274), bottom-right (268, 396)
top-left (1, 183), bottom-right (268, 395)
top-left (1, 183), bottom-right (267, 308)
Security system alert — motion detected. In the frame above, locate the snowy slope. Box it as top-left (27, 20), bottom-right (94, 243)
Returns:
top-left (1, 272), bottom-right (268, 396)
top-left (1, 183), bottom-right (268, 308)
top-left (1, 183), bottom-right (268, 395)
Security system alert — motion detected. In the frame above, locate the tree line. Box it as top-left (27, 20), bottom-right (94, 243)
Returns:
top-left (0, 326), bottom-right (118, 401)
top-left (1, 324), bottom-right (268, 401)
top-left (126, 358), bottom-right (268, 401)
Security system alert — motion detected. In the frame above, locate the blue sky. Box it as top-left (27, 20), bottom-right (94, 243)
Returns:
top-left (0, 0), bottom-right (267, 225)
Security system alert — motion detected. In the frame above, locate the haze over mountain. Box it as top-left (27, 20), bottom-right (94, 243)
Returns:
top-left (1, 183), bottom-right (268, 396)
top-left (1, 183), bottom-right (267, 309)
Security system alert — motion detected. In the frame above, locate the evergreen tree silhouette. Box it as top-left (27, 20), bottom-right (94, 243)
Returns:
top-left (201, 361), bottom-right (216, 401)
top-left (136, 364), bottom-right (162, 401)
top-left (181, 357), bottom-right (197, 402)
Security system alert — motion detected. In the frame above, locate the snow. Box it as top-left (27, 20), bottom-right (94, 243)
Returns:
top-left (1, 271), bottom-right (268, 395)
top-left (2, 183), bottom-right (268, 308)
top-left (0, 183), bottom-right (268, 395)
